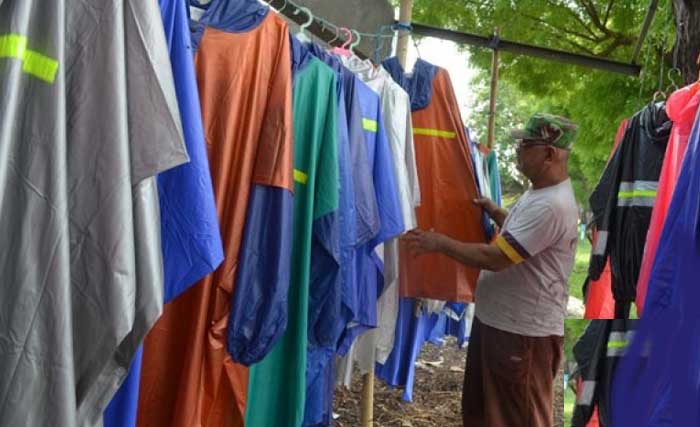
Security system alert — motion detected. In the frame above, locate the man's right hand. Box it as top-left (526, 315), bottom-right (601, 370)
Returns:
top-left (473, 198), bottom-right (498, 216)
top-left (473, 197), bottom-right (508, 228)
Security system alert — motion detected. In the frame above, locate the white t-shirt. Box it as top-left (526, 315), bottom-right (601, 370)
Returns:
top-left (475, 179), bottom-right (578, 337)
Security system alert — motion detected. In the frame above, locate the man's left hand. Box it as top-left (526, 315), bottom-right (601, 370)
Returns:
top-left (402, 229), bottom-right (445, 257)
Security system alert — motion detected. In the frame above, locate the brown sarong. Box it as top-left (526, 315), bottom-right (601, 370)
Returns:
top-left (462, 316), bottom-right (563, 427)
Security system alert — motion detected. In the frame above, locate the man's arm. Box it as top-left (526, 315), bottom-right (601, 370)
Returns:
top-left (402, 230), bottom-right (514, 272)
top-left (474, 198), bottom-right (508, 228)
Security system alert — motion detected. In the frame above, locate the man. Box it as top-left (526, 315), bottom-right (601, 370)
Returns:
top-left (404, 113), bottom-right (579, 427)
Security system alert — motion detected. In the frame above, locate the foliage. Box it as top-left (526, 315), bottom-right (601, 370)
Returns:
top-left (569, 235), bottom-right (591, 301)
top-left (404, 0), bottom-right (679, 201)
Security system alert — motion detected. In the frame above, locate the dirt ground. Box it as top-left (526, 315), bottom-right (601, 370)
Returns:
top-left (333, 337), bottom-right (565, 427)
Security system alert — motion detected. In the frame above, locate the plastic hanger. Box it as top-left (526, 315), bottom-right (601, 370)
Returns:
top-left (294, 7), bottom-right (313, 43)
top-left (327, 25), bottom-right (340, 45)
top-left (350, 30), bottom-right (361, 55)
top-left (330, 27), bottom-right (353, 57)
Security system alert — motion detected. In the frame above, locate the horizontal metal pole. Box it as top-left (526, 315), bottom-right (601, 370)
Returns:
top-left (408, 21), bottom-right (641, 76)
top-left (263, 0), bottom-right (370, 60)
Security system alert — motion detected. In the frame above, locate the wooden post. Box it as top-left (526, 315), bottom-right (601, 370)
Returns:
top-left (397, 0), bottom-right (414, 68)
top-left (360, 371), bottom-right (375, 426)
top-left (487, 28), bottom-right (500, 149)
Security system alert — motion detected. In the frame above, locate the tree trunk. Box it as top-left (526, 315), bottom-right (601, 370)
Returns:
top-left (673, 0), bottom-right (700, 84)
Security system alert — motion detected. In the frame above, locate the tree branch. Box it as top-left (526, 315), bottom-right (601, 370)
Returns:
top-left (544, 0), bottom-right (599, 39)
top-left (576, 0), bottom-right (608, 33)
top-left (603, 0), bottom-right (615, 26)
top-left (521, 13), bottom-right (599, 43)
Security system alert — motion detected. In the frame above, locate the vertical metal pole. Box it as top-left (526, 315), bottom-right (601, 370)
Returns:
top-left (397, 0), bottom-right (414, 67)
top-left (487, 28), bottom-right (500, 149)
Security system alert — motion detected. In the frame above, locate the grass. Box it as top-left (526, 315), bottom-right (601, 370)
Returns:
top-left (564, 386), bottom-right (576, 427)
top-left (568, 237), bottom-right (591, 302)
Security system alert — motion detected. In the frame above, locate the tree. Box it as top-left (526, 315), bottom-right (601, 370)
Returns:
top-left (673, 0), bottom-right (700, 84)
top-left (405, 0), bottom-right (681, 201)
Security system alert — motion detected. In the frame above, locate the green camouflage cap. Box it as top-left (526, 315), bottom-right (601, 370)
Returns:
top-left (511, 113), bottom-right (578, 150)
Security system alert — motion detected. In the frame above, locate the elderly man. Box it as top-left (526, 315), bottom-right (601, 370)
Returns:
top-left (404, 114), bottom-right (579, 427)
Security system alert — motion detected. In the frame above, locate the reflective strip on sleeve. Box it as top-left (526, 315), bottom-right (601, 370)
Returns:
top-left (293, 169), bottom-right (308, 185)
top-left (607, 331), bottom-right (634, 357)
top-left (362, 118), bottom-right (378, 132)
top-left (413, 128), bottom-right (457, 139)
top-left (577, 380), bottom-right (596, 405)
top-left (617, 181), bottom-right (658, 207)
top-left (592, 231), bottom-right (608, 255)
top-left (0, 34), bottom-right (59, 83)
top-left (495, 235), bottom-right (525, 264)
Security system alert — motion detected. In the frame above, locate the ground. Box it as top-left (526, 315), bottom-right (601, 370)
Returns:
top-left (334, 339), bottom-right (465, 427)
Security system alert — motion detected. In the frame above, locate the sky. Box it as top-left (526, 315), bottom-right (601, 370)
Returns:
top-left (404, 36), bottom-right (480, 125)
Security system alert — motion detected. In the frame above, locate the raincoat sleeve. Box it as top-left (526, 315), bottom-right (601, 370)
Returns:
top-left (588, 136), bottom-right (625, 280)
top-left (226, 31), bottom-right (294, 365)
top-left (571, 320), bottom-right (609, 427)
top-left (308, 78), bottom-right (341, 349)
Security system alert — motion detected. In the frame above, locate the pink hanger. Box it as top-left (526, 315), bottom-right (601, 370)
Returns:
top-left (330, 27), bottom-right (353, 57)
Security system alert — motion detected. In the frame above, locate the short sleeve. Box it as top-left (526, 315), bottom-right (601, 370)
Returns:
top-left (495, 201), bottom-right (559, 264)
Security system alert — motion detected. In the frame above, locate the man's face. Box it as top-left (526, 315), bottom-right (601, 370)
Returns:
top-left (515, 140), bottom-right (552, 180)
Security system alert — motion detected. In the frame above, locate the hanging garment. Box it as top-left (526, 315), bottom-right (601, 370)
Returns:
top-left (486, 149), bottom-right (503, 207)
top-left (583, 119), bottom-right (627, 320)
top-left (301, 45), bottom-right (380, 427)
top-left (612, 106), bottom-right (700, 427)
top-left (245, 53), bottom-right (339, 427)
top-left (374, 299), bottom-right (444, 402)
top-left (588, 102), bottom-right (671, 316)
top-left (0, 1), bottom-right (189, 426)
top-left (635, 82), bottom-right (700, 315)
top-left (337, 55), bottom-right (418, 379)
top-left (384, 57), bottom-right (486, 302)
top-left (468, 139), bottom-right (497, 240)
top-left (138, 3), bottom-right (294, 426)
top-left (336, 75), bottom-right (405, 354)
top-left (299, 43), bottom-right (348, 427)
top-left (104, 0), bottom-right (224, 424)
top-left (572, 320), bottom-right (635, 427)
top-left (575, 378), bottom-right (601, 427)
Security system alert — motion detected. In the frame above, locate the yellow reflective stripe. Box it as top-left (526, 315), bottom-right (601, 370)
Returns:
top-left (0, 34), bottom-right (27, 57)
top-left (413, 128), bottom-right (457, 139)
top-left (0, 33), bottom-right (59, 83)
top-left (607, 341), bottom-right (627, 349)
top-left (293, 169), bottom-right (308, 185)
top-left (495, 235), bottom-right (525, 264)
top-left (617, 190), bottom-right (657, 199)
top-left (362, 118), bottom-right (378, 132)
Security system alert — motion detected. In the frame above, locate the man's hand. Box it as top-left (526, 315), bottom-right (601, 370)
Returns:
top-left (403, 228), bottom-right (514, 272)
top-left (474, 198), bottom-right (499, 216)
top-left (473, 197), bottom-right (508, 227)
top-left (402, 229), bottom-right (446, 257)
